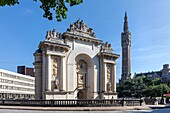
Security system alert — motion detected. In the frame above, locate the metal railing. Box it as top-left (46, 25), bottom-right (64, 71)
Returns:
top-left (0, 99), bottom-right (142, 107)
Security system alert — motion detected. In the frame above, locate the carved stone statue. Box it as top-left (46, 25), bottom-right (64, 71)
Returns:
top-left (108, 44), bottom-right (112, 49)
top-left (66, 19), bottom-right (96, 37)
top-left (75, 19), bottom-right (80, 29)
top-left (80, 20), bottom-right (85, 31)
top-left (76, 60), bottom-right (87, 89)
top-left (107, 82), bottom-right (112, 92)
top-left (51, 79), bottom-right (59, 91)
top-left (52, 29), bottom-right (57, 38)
top-left (100, 42), bottom-right (113, 52)
top-left (70, 23), bottom-right (75, 31)
top-left (54, 79), bottom-right (59, 89)
top-left (52, 58), bottom-right (59, 90)
top-left (105, 42), bottom-right (108, 48)
top-left (56, 32), bottom-right (61, 38)
top-left (101, 43), bottom-right (105, 51)
top-left (88, 28), bottom-right (95, 37)
top-left (46, 31), bottom-right (51, 40)
top-left (45, 29), bottom-right (64, 45)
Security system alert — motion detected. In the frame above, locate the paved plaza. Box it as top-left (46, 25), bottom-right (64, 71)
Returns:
top-left (0, 105), bottom-right (170, 112)
top-left (0, 108), bottom-right (170, 113)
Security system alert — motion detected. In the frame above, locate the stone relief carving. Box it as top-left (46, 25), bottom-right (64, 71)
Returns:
top-left (100, 42), bottom-right (113, 53)
top-left (76, 60), bottom-right (87, 73)
top-left (76, 60), bottom-right (87, 89)
top-left (106, 64), bottom-right (112, 92)
top-left (107, 64), bottom-right (111, 82)
top-left (52, 58), bottom-right (59, 90)
top-left (67, 19), bottom-right (96, 37)
top-left (52, 59), bottom-right (58, 76)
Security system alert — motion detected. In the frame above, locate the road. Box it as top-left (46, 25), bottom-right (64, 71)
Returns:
top-left (0, 108), bottom-right (170, 113)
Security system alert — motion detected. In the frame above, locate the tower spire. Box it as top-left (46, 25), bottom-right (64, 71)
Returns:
top-left (123, 11), bottom-right (129, 32)
top-left (121, 11), bottom-right (131, 83)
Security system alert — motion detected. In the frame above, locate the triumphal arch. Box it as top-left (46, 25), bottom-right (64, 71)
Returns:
top-left (33, 19), bottom-right (119, 100)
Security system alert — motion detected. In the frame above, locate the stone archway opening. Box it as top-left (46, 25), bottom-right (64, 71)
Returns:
top-left (75, 54), bottom-right (94, 99)
top-left (76, 59), bottom-right (87, 99)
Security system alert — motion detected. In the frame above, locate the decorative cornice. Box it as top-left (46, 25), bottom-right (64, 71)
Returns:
top-left (33, 61), bottom-right (42, 66)
top-left (38, 41), bottom-right (70, 51)
top-left (63, 32), bottom-right (103, 44)
top-left (99, 52), bottom-right (119, 57)
top-left (98, 52), bottom-right (120, 60)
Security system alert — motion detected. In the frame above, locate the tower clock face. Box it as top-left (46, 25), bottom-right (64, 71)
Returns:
top-left (121, 32), bottom-right (131, 47)
top-left (122, 36), bottom-right (131, 46)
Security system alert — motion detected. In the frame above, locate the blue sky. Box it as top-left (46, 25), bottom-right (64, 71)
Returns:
top-left (0, 0), bottom-right (170, 82)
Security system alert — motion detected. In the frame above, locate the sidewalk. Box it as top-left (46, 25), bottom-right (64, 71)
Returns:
top-left (0, 105), bottom-right (169, 111)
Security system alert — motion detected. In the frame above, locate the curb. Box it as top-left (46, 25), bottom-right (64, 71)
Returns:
top-left (0, 106), bottom-right (153, 111)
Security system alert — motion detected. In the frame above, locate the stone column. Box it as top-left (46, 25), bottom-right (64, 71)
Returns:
top-left (62, 57), bottom-right (66, 91)
top-left (34, 51), bottom-right (42, 99)
top-left (112, 64), bottom-right (116, 92)
top-left (102, 62), bottom-right (107, 92)
top-left (59, 56), bottom-right (64, 91)
top-left (72, 39), bottom-right (75, 50)
top-left (47, 54), bottom-right (52, 91)
top-left (42, 53), bottom-right (46, 93)
top-left (99, 57), bottom-right (103, 99)
top-left (104, 63), bottom-right (107, 92)
top-left (35, 64), bottom-right (42, 99)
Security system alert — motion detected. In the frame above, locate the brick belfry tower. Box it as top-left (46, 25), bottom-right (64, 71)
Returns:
top-left (121, 12), bottom-right (131, 82)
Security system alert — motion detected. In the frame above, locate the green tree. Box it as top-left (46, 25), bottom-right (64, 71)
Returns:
top-left (0, 0), bottom-right (83, 21)
top-left (117, 76), bottom-right (170, 98)
top-left (144, 84), bottom-right (170, 97)
top-left (151, 78), bottom-right (161, 86)
top-left (123, 80), bottom-right (134, 97)
top-left (117, 80), bottom-right (136, 98)
top-left (143, 76), bottom-right (152, 86)
top-left (132, 77), bottom-right (146, 97)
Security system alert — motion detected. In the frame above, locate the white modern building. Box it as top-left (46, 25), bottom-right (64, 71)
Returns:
top-left (34, 19), bottom-right (119, 100)
top-left (0, 69), bottom-right (35, 99)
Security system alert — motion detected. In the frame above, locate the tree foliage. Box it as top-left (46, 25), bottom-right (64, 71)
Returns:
top-left (0, 0), bottom-right (83, 21)
top-left (144, 84), bottom-right (170, 97)
top-left (117, 76), bottom-right (170, 98)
